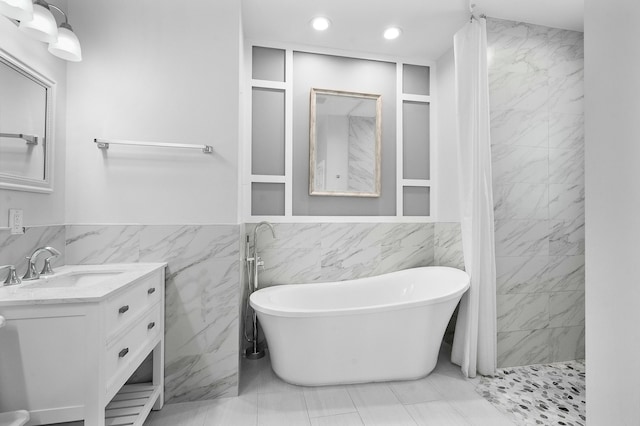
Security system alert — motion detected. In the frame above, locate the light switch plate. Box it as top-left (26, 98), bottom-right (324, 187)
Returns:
top-left (9, 209), bottom-right (24, 235)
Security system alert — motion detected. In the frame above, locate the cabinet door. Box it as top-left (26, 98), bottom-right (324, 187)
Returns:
top-left (0, 305), bottom-right (90, 424)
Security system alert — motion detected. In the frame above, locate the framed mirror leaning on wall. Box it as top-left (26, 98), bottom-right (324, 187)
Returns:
top-left (309, 88), bottom-right (381, 197)
top-left (0, 48), bottom-right (55, 193)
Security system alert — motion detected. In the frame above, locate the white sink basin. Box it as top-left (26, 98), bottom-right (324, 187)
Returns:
top-left (22, 271), bottom-right (124, 289)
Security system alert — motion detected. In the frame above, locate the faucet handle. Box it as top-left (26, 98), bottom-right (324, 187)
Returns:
top-left (0, 265), bottom-right (22, 286)
top-left (40, 257), bottom-right (57, 276)
top-left (40, 251), bottom-right (60, 276)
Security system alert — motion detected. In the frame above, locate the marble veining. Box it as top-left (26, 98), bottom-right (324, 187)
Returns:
top-left (66, 225), bottom-right (141, 264)
top-left (494, 220), bottom-right (550, 257)
top-left (549, 326), bottom-right (585, 362)
top-left (247, 223), bottom-right (438, 286)
top-left (496, 255), bottom-right (584, 295)
top-left (489, 70), bottom-right (549, 113)
top-left (64, 224), bottom-right (242, 403)
top-left (496, 256), bottom-right (549, 294)
top-left (491, 145), bottom-right (548, 185)
top-left (494, 183), bottom-right (549, 220)
top-left (549, 71), bottom-right (584, 114)
top-left (549, 217), bottom-right (585, 256)
top-left (549, 148), bottom-right (584, 185)
top-left (549, 184), bottom-right (584, 221)
top-left (548, 113), bottom-right (584, 150)
top-left (549, 291), bottom-right (585, 328)
top-left (497, 293), bottom-right (550, 332)
top-left (545, 256), bottom-right (584, 292)
top-left (498, 329), bottom-right (552, 367)
top-left (0, 225), bottom-right (66, 275)
top-left (488, 18), bottom-right (584, 367)
top-left (490, 109), bottom-right (548, 148)
top-left (434, 222), bottom-right (464, 269)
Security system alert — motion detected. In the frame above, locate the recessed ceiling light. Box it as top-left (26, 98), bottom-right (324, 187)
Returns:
top-left (383, 27), bottom-right (402, 40)
top-left (311, 17), bottom-right (331, 31)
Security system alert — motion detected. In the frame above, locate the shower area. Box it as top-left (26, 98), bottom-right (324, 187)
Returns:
top-left (488, 18), bottom-right (585, 366)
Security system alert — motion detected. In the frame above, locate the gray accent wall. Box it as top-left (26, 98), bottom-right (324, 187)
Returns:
top-left (487, 18), bottom-right (585, 367)
top-left (292, 52), bottom-right (397, 216)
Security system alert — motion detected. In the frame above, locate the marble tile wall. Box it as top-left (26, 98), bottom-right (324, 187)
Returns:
top-left (245, 222), bottom-right (441, 287)
top-left (0, 225), bottom-right (66, 277)
top-left (487, 18), bottom-right (585, 367)
top-left (65, 224), bottom-right (242, 403)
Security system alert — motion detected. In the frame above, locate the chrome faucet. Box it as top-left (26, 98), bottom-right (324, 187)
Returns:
top-left (251, 221), bottom-right (276, 287)
top-left (0, 265), bottom-right (21, 285)
top-left (22, 246), bottom-right (61, 281)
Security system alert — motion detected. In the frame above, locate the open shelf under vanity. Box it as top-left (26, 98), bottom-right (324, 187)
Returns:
top-left (105, 383), bottom-right (162, 426)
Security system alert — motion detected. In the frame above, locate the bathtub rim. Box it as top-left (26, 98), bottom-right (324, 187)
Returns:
top-left (250, 266), bottom-right (470, 318)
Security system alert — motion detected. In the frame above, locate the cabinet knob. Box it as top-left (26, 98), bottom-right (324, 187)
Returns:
top-left (147, 288), bottom-right (156, 295)
top-left (118, 305), bottom-right (129, 314)
top-left (118, 348), bottom-right (129, 358)
top-left (147, 322), bottom-right (155, 330)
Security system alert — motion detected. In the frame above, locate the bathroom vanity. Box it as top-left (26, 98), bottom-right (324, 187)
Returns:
top-left (0, 263), bottom-right (166, 426)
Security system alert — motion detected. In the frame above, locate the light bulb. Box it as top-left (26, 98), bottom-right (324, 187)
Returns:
top-left (383, 27), bottom-right (402, 40)
top-left (311, 17), bottom-right (330, 31)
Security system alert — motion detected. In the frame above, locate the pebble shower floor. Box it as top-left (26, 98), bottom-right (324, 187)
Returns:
top-left (474, 360), bottom-right (586, 426)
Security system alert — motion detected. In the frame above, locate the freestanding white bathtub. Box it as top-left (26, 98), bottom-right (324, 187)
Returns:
top-left (249, 266), bottom-right (470, 386)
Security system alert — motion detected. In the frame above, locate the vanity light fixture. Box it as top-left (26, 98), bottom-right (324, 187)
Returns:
top-left (383, 27), bottom-right (402, 40)
top-left (47, 4), bottom-right (82, 61)
top-left (0, 0), bottom-right (33, 21)
top-left (18, 0), bottom-right (57, 43)
top-left (311, 16), bottom-right (331, 31)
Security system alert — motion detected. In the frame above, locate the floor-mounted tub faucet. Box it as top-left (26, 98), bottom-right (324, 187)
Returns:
top-left (245, 221), bottom-right (276, 360)
top-left (251, 221), bottom-right (276, 291)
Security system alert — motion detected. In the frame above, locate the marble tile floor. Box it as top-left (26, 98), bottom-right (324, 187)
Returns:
top-left (143, 344), bottom-right (516, 426)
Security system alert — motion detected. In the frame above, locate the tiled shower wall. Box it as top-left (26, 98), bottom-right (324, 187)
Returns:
top-left (488, 19), bottom-right (585, 367)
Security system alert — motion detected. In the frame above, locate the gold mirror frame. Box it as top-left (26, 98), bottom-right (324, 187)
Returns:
top-left (309, 88), bottom-right (382, 197)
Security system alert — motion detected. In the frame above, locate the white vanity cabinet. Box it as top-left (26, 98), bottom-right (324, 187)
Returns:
top-left (0, 263), bottom-right (166, 426)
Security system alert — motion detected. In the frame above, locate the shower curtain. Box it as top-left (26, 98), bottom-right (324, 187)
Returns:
top-left (450, 16), bottom-right (497, 378)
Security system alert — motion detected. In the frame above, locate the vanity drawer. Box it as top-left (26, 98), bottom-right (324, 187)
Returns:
top-left (105, 303), bottom-right (161, 388)
top-left (105, 272), bottom-right (161, 337)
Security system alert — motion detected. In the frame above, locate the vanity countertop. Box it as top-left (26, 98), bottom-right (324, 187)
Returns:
top-left (0, 263), bottom-right (166, 306)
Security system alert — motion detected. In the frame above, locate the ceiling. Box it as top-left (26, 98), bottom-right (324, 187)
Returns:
top-left (241, 0), bottom-right (584, 61)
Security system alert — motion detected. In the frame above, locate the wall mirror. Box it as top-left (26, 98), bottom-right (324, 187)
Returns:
top-left (0, 49), bottom-right (55, 193)
top-left (309, 88), bottom-right (381, 197)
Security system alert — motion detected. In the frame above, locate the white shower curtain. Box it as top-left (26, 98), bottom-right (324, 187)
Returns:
top-left (450, 17), bottom-right (497, 378)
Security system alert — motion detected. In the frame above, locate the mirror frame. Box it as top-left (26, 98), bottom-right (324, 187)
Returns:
top-left (309, 88), bottom-right (382, 197)
top-left (0, 48), bottom-right (55, 193)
